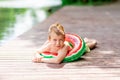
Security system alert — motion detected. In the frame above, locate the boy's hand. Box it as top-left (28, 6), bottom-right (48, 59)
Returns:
top-left (32, 57), bottom-right (43, 63)
top-left (32, 53), bottom-right (43, 63)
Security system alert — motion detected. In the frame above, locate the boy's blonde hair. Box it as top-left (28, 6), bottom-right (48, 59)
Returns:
top-left (48, 23), bottom-right (65, 39)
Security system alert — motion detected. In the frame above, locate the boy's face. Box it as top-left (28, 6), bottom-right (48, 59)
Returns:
top-left (49, 32), bottom-right (65, 50)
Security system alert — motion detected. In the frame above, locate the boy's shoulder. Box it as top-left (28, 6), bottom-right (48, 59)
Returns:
top-left (37, 41), bottom-right (51, 53)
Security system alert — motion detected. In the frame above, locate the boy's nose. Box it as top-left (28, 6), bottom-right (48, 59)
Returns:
top-left (56, 41), bottom-right (60, 45)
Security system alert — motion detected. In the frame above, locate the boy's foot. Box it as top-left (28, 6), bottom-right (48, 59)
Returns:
top-left (84, 37), bottom-right (97, 49)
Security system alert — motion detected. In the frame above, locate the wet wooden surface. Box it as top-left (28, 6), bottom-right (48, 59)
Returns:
top-left (0, 1), bottom-right (120, 80)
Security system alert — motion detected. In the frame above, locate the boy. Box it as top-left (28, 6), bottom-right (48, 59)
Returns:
top-left (32, 23), bottom-right (97, 64)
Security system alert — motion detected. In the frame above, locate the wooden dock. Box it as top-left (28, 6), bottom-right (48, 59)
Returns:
top-left (0, 1), bottom-right (120, 80)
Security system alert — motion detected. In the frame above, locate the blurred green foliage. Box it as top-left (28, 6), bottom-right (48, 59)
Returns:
top-left (61, 0), bottom-right (115, 6)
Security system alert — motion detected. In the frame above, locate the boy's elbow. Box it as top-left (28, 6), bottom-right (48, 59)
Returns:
top-left (54, 59), bottom-right (62, 64)
top-left (55, 61), bottom-right (61, 64)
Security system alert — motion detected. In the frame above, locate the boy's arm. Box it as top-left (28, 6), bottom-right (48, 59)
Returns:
top-left (32, 41), bottom-right (50, 62)
top-left (41, 45), bottom-right (68, 64)
top-left (37, 40), bottom-right (50, 53)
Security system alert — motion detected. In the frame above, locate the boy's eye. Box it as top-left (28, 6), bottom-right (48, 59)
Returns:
top-left (60, 39), bottom-right (64, 42)
top-left (53, 39), bottom-right (57, 41)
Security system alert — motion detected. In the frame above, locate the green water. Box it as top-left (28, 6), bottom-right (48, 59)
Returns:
top-left (0, 8), bottom-right (27, 44)
top-left (0, 6), bottom-right (62, 46)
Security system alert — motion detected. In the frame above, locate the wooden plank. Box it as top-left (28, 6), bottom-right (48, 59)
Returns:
top-left (0, 1), bottom-right (120, 80)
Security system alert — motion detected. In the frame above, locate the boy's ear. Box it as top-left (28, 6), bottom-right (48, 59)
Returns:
top-left (48, 36), bottom-right (51, 41)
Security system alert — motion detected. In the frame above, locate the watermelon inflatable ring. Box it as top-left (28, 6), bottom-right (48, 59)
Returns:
top-left (40, 33), bottom-right (86, 62)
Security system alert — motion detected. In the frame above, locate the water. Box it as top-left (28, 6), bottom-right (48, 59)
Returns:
top-left (0, 0), bottom-right (62, 46)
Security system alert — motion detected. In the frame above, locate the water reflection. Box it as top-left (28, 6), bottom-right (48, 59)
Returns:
top-left (0, 8), bottom-right (27, 44)
top-left (0, 2), bottom-right (62, 46)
